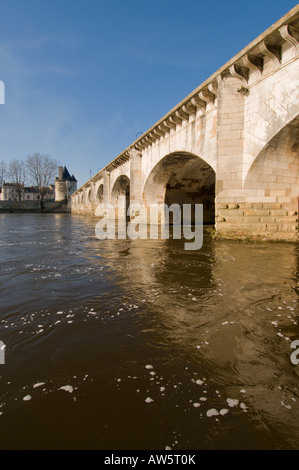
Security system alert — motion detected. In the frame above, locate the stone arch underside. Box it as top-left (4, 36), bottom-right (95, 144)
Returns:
top-left (244, 115), bottom-right (299, 211)
top-left (142, 152), bottom-right (215, 224)
top-left (111, 175), bottom-right (130, 215)
top-left (97, 184), bottom-right (104, 203)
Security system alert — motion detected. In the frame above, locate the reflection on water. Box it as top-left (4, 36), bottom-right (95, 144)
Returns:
top-left (0, 213), bottom-right (298, 450)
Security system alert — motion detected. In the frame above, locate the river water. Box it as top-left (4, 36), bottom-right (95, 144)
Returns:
top-left (0, 213), bottom-right (298, 450)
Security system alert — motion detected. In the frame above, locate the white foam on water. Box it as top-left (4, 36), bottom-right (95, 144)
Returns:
top-left (59, 385), bottom-right (74, 394)
top-left (23, 395), bottom-right (32, 401)
top-left (219, 409), bottom-right (229, 416)
top-left (145, 397), bottom-right (154, 403)
top-left (281, 401), bottom-right (292, 410)
top-left (207, 409), bottom-right (219, 417)
top-left (227, 398), bottom-right (239, 408)
top-left (33, 382), bottom-right (45, 389)
top-left (195, 379), bottom-right (204, 385)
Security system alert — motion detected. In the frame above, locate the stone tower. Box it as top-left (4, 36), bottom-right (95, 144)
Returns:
top-left (55, 166), bottom-right (77, 202)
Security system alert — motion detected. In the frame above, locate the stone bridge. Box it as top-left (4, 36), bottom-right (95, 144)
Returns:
top-left (71, 6), bottom-right (299, 241)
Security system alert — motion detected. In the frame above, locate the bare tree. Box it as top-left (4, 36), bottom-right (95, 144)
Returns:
top-left (8, 159), bottom-right (26, 201)
top-left (26, 153), bottom-right (58, 207)
top-left (0, 161), bottom-right (7, 187)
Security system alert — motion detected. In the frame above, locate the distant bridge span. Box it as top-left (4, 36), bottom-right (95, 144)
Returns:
top-left (71, 6), bottom-right (299, 241)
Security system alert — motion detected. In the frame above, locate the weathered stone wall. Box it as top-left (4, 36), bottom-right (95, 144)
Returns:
top-left (217, 202), bottom-right (298, 241)
top-left (0, 200), bottom-right (69, 213)
top-left (214, 43), bottom-right (299, 241)
top-left (140, 108), bottom-right (218, 187)
top-left (55, 181), bottom-right (67, 202)
top-left (243, 43), bottom-right (299, 183)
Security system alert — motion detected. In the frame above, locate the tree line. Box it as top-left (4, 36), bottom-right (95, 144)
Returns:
top-left (0, 153), bottom-right (58, 205)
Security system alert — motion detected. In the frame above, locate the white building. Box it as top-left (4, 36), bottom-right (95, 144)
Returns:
top-left (0, 183), bottom-right (54, 201)
top-left (0, 183), bottom-right (20, 201)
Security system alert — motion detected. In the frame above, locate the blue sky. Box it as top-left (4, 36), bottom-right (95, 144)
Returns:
top-left (0, 0), bottom-right (297, 188)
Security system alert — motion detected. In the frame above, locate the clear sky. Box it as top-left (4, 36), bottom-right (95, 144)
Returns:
top-left (0, 0), bottom-right (297, 188)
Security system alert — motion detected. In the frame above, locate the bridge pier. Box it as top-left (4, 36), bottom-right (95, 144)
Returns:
top-left (103, 170), bottom-right (111, 205)
top-left (130, 149), bottom-right (142, 208)
top-left (215, 73), bottom-right (246, 236)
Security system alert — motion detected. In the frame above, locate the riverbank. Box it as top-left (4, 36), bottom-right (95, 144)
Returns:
top-left (0, 200), bottom-right (69, 213)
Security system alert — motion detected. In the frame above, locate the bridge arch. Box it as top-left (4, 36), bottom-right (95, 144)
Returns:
top-left (96, 184), bottom-right (104, 203)
top-left (111, 175), bottom-right (130, 214)
top-left (142, 152), bottom-right (215, 224)
top-left (244, 114), bottom-right (299, 211)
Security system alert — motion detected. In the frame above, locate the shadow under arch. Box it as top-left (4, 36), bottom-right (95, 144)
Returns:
top-left (111, 175), bottom-right (130, 215)
top-left (97, 184), bottom-right (104, 203)
top-left (142, 151), bottom-right (215, 224)
top-left (244, 115), bottom-right (299, 211)
top-left (87, 188), bottom-right (92, 203)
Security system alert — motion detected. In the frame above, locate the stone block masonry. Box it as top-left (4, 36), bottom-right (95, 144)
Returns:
top-left (216, 202), bottom-right (298, 241)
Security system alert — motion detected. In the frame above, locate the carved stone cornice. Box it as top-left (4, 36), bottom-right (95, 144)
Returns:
top-left (190, 94), bottom-right (206, 111)
top-left (240, 54), bottom-right (263, 78)
top-left (228, 64), bottom-right (248, 85)
top-left (279, 24), bottom-right (299, 54)
top-left (198, 89), bottom-right (215, 103)
top-left (164, 116), bottom-right (177, 129)
top-left (176, 108), bottom-right (189, 121)
top-left (258, 40), bottom-right (281, 67)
